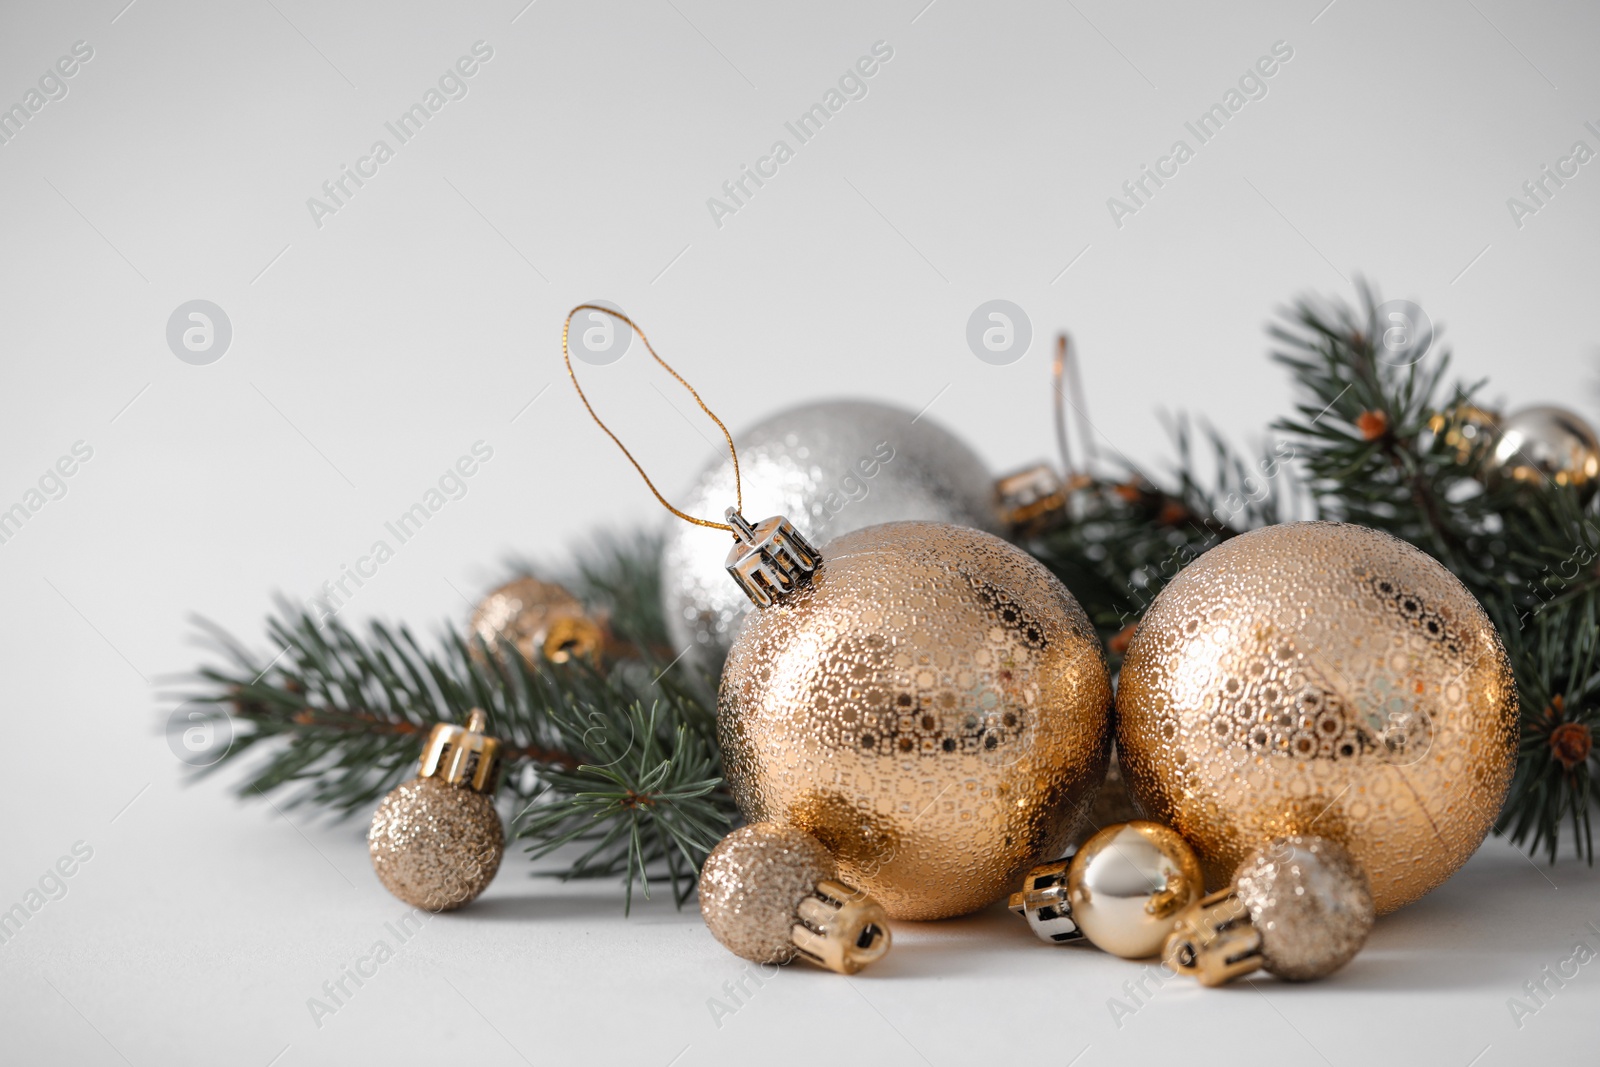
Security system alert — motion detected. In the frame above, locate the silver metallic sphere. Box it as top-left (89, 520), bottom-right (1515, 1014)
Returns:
top-left (1235, 835), bottom-right (1374, 981)
top-left (1489, 404), bottom-right (1600, 498)
top-left (661, 399), bottom-right (1002, 677)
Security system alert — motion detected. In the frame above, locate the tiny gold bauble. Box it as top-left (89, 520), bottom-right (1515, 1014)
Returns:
top-left (1163, 834), bottom-right (1374, 986)
top-left (469, 577), bottom-right (603, 665)
top-left (1234, 834), bottom-right (1374, 980)
top-left (368, 778), bottom-right (504, 911)
top-left (1117, 521), bottom-right (1517, 914)
top-left (719, 521), bottom-right (1112, 921)
top-left (699, 822), bottom-right (890, 975)
top-left (368, 709), bottom-right (505, 911)
top-left (1426, 403), bottom-right (1499, 464)
top-left (1066, 821), bottom-right (1203, 959)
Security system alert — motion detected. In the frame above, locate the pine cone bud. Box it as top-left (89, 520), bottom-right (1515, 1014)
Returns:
top-left (1550, 721), bottom-right (1592, 771)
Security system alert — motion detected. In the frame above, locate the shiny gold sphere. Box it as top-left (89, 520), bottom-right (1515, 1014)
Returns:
top-left (1118, 521), bottom-right (1518, 914)
top-left (719, 521), bottom-right (1112, 920)
top-left (1488, 404), bottom-right (1600, 498)
top-left (1067, 821), bottom-right (1203, 958)
top-left (469, 577), bottom-right (603, 666)
top-left (368, 778), bottom-right (504, 911)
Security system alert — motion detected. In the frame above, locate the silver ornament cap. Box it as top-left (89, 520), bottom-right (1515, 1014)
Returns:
top-left (724, 509), bottom-right (821, 608)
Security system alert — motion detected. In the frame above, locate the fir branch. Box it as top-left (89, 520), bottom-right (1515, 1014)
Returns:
top-left (1025, 417), bottom-right (1297, 657)
top-left (177, 540), bottom-right (733, 907)
top-left (514, 701), bottom-right (732, 912)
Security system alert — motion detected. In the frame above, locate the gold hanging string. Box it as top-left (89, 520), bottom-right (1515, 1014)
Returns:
top-left (562, 304), bottom-right (741, 532)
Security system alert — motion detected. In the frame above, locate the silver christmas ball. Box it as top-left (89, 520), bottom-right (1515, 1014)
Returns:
top-left (1489, 404), bottom-right (1600, 498)
top-left (662, 399), bottom-right (1002, 676)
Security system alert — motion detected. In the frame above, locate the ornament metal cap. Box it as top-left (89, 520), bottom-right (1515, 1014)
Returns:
top-left (418, 709), bottom-right (501, 794)
top-left (792, 879), bottom-right (891, 975)
top-left (994, 464), bottom-right (1074, 537)
top-left (1162, 888), bottom-right (1265, 987)
top-left (723, 508), bottom-right (822, 608)
top-left (1007, 859), bottom-right (1086, 944)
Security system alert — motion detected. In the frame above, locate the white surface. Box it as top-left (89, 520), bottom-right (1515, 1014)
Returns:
top-left (2, 0), bottom-right (1598, 1063)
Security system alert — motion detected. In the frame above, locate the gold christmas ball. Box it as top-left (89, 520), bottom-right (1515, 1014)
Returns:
top-left (1118, 521), bottom-right (1517, 914)
top-left (1488, 404), bottom-right (1600, 497)
top-left (369, 777), bottom-right (504, 911)
top-left (1066, 821), bottom-right (1203, 959)
top-left (719, 521), bottom-right (1113, 921)
top-left (699, 821), bottom-right (891, 973)
top-left (469, 577), bottom-right (603, 665)
top-left (1234, 835), bottom-right (1374, 980)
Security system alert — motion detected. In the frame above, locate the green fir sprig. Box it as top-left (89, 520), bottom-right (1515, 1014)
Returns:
top-left (178, 532), bottom-right (735, 907)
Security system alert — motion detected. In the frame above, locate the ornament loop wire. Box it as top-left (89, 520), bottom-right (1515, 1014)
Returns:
top-left (1052, 332), bottom-right (1095, 481)
top-left (562, 304), bottom-right (742, 532)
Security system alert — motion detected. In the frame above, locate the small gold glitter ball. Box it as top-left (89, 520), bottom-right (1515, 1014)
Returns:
top-left (1118, 521), bottom-right (1518, 914)
top-left (369, 777), bottom-right (504, 911)
top-left (1235, 834), bottom-right (1374, 980)
top-left (469, 577), bottom-right (603, 665)
top-left (720, 521), bottom-right (1113, 921)
top-left (1066, 821), bottom-right (1203, 959)
top-left (699, 821), bottom-right (891, 973)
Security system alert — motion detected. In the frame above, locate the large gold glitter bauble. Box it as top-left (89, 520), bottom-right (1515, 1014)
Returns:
top-left (469, 577), bottom-right (603, 665)
top-left (699, 822), bottom-right (891, 974)
top-left (719, 521), bottom-right (1112, 921)
top-left (1117, 521), bottom-right (1518, 914)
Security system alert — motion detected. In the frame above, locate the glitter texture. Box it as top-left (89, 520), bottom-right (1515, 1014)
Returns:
top-left (720, 521), bottom-right (1112, 920)
top-left (1118, 521), bottom-right (1518, 914)
top-left (368, 777), bottom-right (504, 911)
top-left (662, 400), bottom-right (1003, 676)
top-left (699, 823), bottom-right (835, 964)
top-left (1235, 835), bottom-right (1375, 980)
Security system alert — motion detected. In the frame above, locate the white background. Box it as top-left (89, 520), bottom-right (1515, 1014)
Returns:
top-left (2, 0), bottom-right (1598, 1063)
